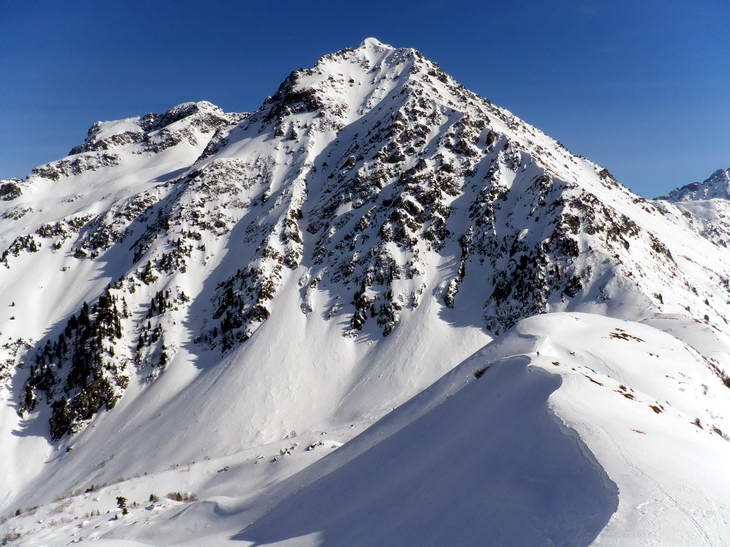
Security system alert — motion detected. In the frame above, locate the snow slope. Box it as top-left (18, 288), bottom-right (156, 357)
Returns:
top-left (4, 313), bottom-right (729, 546)
top-left (1, 38), bottom-right (730, 545)
top-left (225, 313), bottom-right (730, 547)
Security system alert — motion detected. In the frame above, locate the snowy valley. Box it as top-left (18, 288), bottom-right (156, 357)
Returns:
top-left (1, 38), bottom-right (730, 546)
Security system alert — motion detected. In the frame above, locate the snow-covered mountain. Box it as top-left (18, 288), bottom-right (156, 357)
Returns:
top-left (659, 168), bottom-right (730, 201)
top-left (1, 38), bottom-right (730, 545)
top-left (654, 168), bottom-right (730, 249)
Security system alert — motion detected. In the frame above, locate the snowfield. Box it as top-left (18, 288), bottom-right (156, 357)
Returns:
top-left (1, 37), bottom-right (730, 545)
top-left (4, 313), bottom-right (730, 546)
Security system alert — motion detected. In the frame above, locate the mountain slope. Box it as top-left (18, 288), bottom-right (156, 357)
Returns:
top-left (656, 168), bottom-right (730, 248)
top-left (1, 38), bottom-right (730, 545)
top-left (228, 313), bottom-right (730, 547)
top-left (5, 313), bottom-right (730, 546)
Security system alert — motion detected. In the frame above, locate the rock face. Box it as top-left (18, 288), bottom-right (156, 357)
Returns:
top-left (1, 38), bottom-right (730, 500)
top-left (0, 181), bottom-right (22, 201)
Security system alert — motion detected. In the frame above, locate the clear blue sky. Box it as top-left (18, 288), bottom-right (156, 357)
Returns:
top-left (1, 0), bottom-right (728, 196)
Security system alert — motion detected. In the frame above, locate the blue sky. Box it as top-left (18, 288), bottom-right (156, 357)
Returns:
top-left (1, 0), bottom-right (728, 196)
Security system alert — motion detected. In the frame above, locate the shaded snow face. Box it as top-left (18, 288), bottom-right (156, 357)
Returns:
top-left (236, 358), bottom-right (619, 547)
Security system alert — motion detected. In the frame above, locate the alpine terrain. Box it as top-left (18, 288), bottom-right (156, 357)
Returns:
top-left (1, 38), bottom-right (729, 546)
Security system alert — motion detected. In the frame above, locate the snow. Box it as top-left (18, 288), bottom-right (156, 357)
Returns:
top-left (5, 313), bottom-right (729, 545)
top-left (182, 313), bottom-right (730, 546)
top-left (1, 37), bottom-right (730, 545)
top-left (235, 355), bottom-right (618, 547)
top-left (359, 36), bottom-right (391, 50)
top-left (88, 118), bottom-right (143, 143)
top-left (658, 168), bottom-right (730, 201)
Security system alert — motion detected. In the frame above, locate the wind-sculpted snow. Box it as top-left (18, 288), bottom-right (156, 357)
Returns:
top-left (236, 358), bottom-right (619, 547)
top-left (2, 38), bottom-right (730, 545)
top-left (232, 313), bottom-right (730, 546)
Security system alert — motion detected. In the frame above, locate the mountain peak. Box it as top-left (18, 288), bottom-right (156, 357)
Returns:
top-left (658, 167), bottom-right (730, 202)
top-left (68, 100), bottom-right (233, 155)
top-left (254, 37), bottom-right (427, 133)
top-left (358, 36), bottom-right (392, 50)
